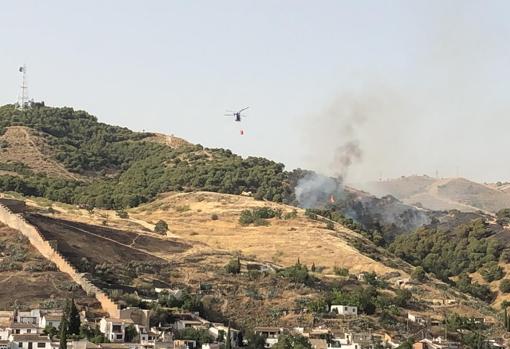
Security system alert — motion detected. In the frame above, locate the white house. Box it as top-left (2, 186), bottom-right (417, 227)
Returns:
top-left (330, 305), bottom-right (357, 316)
top-left (208, 324), bottom-right (239, 348)
top-left (254, 327), bottom-right (283, 348)
top-left (39, 315), bottom-right (61, 331)
top-left (201, 344), bottom-right (220, 349)
top-left (99, 318), bottom-right (131, 343)
top-left (0, 328), bottom-right (11, 341)
top-left (154, 288), bottom-right (183, 300)
top-left (328, 336), bottom-right (361, 349)
top-left (7, 324), bottom-right (40, 336)
top-left (173, 339), bottom-right (197, 349)
top-left (135, 325), bottom-right (161, 346)
top-left (173, 314), bottom-right (210, 331)
top-left (408, 313), bottom-right (428, 325)
top-left (8, 334), bottom-right (51, 349)
top-left (15, 311), bottom-right (39, 326)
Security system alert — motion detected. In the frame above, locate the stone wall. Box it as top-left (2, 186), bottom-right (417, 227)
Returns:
top-left (0, 204), bottom-right (120, 318)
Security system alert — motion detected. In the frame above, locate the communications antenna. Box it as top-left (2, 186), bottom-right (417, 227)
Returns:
top-left (16, 65), bottom-right (29, 110)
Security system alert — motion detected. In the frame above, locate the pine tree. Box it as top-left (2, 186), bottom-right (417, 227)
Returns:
top-left (59, 311), bottom-right (69, 349)
top-left (505, 307), bottom-right (508, 331)
top-left (505, 307), bottom-right (510, 332)
top-left (225, 325), bottom-right (231, 349)
top-left (68, 298), bottom-right (81, 335)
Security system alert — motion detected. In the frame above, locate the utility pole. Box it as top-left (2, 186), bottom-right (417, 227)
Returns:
top-left (16, 65), bottom-right (29, 110)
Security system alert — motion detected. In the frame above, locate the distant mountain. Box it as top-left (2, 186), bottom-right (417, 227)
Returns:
top-left (355, 175), bottom-right (510, 213)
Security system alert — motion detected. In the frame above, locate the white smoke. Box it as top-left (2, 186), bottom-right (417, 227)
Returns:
top-left (295, 173), bottom-right (343, 209)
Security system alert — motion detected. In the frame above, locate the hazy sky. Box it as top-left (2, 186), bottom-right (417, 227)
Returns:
top-left (1, 1), bottom-right (510, 183)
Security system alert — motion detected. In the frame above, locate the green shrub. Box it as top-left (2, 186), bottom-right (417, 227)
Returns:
top-left (496, 208), bottom-right (510, 225)
top-left (116, 210), bottom-right (129, 219)
top-left (500, 279), bottom-right (510, 293)
top-left (252, 207), bottom-right (281, 219)
top-left (456, 273), bottom-right (494, 302)
top-left (279, 262), bottom-right (310, 284)
top-left (154, 220), bottom-right (168, 234)
top-left (333, 266), bottom-right (349, 277)
top-left (225, 257), bottom-right (241, 274)
top-left (305, 209), bottom-right (318, 220)
top-left (330, 286), bottom-right (377, 315)
top-left (480, 262), bottom-right (505, 282)
top-left (239, 210), bottom-right (254, 225)
top-left (283, 210), bottom-right (298, 220)
top-left (393, 289), bottom-right (412, 307)
top-left (411, 266), bottom-right (426, 282)
top-left (240, 207), bottom-right (280, 226)
top-left (389, 219), bottom-right (503, 281)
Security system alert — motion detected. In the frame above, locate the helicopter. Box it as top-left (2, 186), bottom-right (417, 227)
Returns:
top-left (224, 107), bottom-right (249, 122)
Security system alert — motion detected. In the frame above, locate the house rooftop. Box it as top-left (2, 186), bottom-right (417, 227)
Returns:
top-left (43, 315), bottom-right (61, 321)
top-left (104, 318), bottom-right (133, 324)
top-left (254, 327), bottom-right (282, 332)
top-left (309, 339), bottom-right (328, 349)
top-left (9, 322), bottom-right (40, 329)
top-left (11, 334), bottom-right (51, 342)
top-left (94, 344), bottom-right (132, 349)
top-left (71, 341), bottom-right (101, 349)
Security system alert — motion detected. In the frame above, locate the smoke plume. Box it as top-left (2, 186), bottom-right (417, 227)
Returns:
top-left (295, 172), bottom-right (343, 209)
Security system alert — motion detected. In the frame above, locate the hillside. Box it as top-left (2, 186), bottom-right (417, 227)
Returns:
top-left (0, 104), bottom-right (429, 244)
top-left (0, 191), bottom-right (499, 335)
top-left (0, 104), bottom-right (295, 208)
top-left (389, 209), bottom-right (510, 308)
top-left (356, 175), bottom-right (510, 213)
top-left (1, 104), bottom-right (509, 333)
top-left (0, 217), bottom-right (100, 312)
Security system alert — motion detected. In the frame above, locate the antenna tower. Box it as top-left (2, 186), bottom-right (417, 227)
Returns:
top-left (16, 65), bottom-right (29, 110)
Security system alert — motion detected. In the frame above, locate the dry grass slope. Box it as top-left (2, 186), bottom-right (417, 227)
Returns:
top-left (0, 126), bottom-right (82, 180)
top-left (357, 175), bottom-right (510, 213)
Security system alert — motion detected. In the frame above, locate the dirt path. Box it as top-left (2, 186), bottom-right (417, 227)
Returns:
top-left (55, 220), bottom-right (169, 262)
top-left (0, 271), bottom-right (22, 284)
top-left (15, 127), bottom-right (82, 181)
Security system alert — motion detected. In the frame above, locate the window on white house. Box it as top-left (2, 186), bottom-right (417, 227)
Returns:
top-left (37, 343), bottom-right (45, 348)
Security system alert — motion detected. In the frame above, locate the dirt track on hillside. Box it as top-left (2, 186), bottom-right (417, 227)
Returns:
top-left (24, 214), bottom-right (190, 266)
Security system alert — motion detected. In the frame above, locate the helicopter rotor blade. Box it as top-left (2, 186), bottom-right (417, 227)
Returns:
top-left (238, 107), bottom-right (249, 113)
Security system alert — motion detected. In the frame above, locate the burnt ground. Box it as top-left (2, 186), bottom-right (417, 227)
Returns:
top-left (24, 213), bottom-right (190, 266)
top-left (23, 213), bottom-right (192, 292)
top-left (0, 223), bottom-right (98, 311)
